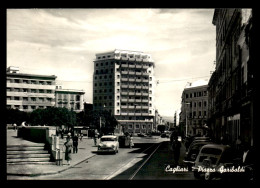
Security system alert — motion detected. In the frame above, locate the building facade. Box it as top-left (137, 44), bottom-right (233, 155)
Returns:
top-left (55, 86), bottom-right (85, 113)
top-left (93, 49), bottom-right (156, 135)
top-left (180, 80), bottom-right (208, 137)
top-left (208, 9), bottom-right (254, 146)
top-left (6, 66), bottom-right (57, 112)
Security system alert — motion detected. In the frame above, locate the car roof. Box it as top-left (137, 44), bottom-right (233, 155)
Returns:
top-left (201, 144), bottom-right (230, 150)
top-left (101, 135), bottom-right (117, 138)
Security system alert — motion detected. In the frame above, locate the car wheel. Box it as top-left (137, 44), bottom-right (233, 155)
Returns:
top-left (194, 171), bottom-right (201, 179)
top-left (205, 172), bottom-right (212, 180)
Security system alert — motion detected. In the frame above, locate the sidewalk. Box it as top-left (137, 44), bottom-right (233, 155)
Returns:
top-left (6, 130), bottom-right (98, 177)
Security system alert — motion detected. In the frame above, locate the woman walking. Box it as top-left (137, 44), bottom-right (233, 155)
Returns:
top-left (64, 136), bottom-right (73, 165)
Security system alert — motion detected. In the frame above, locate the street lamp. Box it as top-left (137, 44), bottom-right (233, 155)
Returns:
top-left (185, 102), bottom-right (190, 137)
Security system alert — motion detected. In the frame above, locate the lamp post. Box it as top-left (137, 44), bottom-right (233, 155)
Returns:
top-left (185, 102), bottom-right (190, 137)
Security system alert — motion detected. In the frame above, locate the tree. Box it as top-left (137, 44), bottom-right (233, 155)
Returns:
top-left (29, 107), bottom-right (76, 128)
top-left (6, 108), bottom-right (30, 125)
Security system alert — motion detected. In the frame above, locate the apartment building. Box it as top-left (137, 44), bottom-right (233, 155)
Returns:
top-left (55, 85), bottom-right (85, 113)
top-left (208, 9), bottom-right (255, 145)
top-left (180, 80), bottom-right (208, 137)
top-left (93, 49), bottom-right (156, 135)
top-left (6, 66), bottom-right (56, 112)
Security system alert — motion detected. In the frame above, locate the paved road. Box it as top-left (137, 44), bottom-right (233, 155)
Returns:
top-left (7, 137), bottom-right (165, 180)
top-left (7, 137), bottom-right (196, 180)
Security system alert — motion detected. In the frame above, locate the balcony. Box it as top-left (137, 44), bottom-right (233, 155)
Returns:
top-left (142, 93), bottom-right (149, 96)
top-left (128, 106), bottom-right (135, 109)
top-left (121, 112), bottom-right (128, 115)
top-left (136, 65), bottom-right (142, 69)
top-left (136, 72), bottom-right (142, 76)
top-left (128, 113), bottom-right (135, 116)
top-left (135, 113), bottom-right (141, 116)
top-left (121, 98), bottom-right (128, 102)
top-left (121, 71), bottom-right (128, 74)
top-left (142, 72), bottom-right (149, 76)
top-left (135, 106), bottom-right (142, 109)
top-left (142, 106), bottom-right (149, 109)
top-left (129, 71), bottom-right (135, 75)
top-left (121, 92), bottom-right (128, 95)
top-left (121, 84), bottom-right (128, 88)
top-left (142, 79), bottom-right (149, 83)
top-left (142, 86), bottom-right (149, 89)
top-left (129, 65), bottom-right (135, 68)
top-left (121, 105), bottom-right (128, 109)
top-left (128, 99), bottom-right (135, 102)
top-left (129, 92), bottom-right (135, 96)
top-left (129, 85), bottom-right (135, 89)
top-left (142, 113), bottom-right (149, 116)
top-left (121, 64), bottom-right (128, 68)
top-left (136, 79), bottom-right (142, 82)
top-left (136, 93), bottom-right (142, 96)
top-left (143, 65), bottom-right (149, 69)
top-left (129, 78), bottom-right (135, 82)
top-left (135, 99), bottom-right (142, 102)
top-left (121, 78), bottom-right (128, 82)
top-left (136, 85), bottom-right (142, 89)
top-left (142, 99), bottom-right (149, 102)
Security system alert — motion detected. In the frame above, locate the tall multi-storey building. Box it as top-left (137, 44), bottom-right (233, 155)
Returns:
top-left (180, 80), bottom-right (208, 137)
top-left (55, 85), bottom-right (85, 112)
top-left (6, 66), bottom-right (57, 112)
top-left (208, 9), bottom-right (255, 146)
top-left (93, 49), bottom-right (156, 135)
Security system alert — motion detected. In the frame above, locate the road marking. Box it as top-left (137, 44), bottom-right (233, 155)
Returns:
top-left (129, 143), bottom-right (162, 180)
top-left (104, 143), bottom-right (159, 180)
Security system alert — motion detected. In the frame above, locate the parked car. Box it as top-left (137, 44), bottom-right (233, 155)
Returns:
top-left (97, 135), bottom-right (119, 154)
top-left (192, 144), bottom-right (238, 180)
top-left (188, 137), bottom-right (212, 151)
top-left (137, 133), bottom-right (146, 137)
top-left (183, 141), bottom-right (214, 169)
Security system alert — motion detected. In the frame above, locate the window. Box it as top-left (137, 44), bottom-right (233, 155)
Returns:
top-left (128, 125), bottom-right (133, 129)
top-left (96, 63), bottom-right (99, 66)
top-left (117, 110), bottom-right (120, 114)
top-left (136, 124), bottom-right (140, 129)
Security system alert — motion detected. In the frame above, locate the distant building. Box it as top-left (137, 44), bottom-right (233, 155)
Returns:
top-left (55, 85), bottom-right (85, 113)
top-left (7, 66), bottom-right (86, 113)
top-left (6, 66), bottom-right (56, 112)
top-left (180, 80), bottom-right (209, 136)
top-left (93, 49), bottom-right (156, 135)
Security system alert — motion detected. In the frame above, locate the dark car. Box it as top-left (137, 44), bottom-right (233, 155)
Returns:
top-left (183, 141), bottom-right (214, 169)
top-left (137, 133), bottom-right (146, 137)
top-left (188, 137), bottom-right (212, 151)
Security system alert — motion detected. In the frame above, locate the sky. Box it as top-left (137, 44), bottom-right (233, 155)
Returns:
top-left (7, 8), bottom-right (216, 118)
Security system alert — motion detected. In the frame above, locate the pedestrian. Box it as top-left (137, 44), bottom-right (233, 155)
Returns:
top-left (80, 133), bottom-right (83, 141)
top-left (173, 138), bottom-right (182, 165)
top-left (61, 128), bottom-right (64, 139)
top-left (73, 134), bottom-right (79, 153)
top-left (13, 123), bottom-right (17, 131)
top-left (64, 136), bottom-right (73, 165)
top-left (93, 133), bottom-right (97, 146)
top-left (129, 134), bottom-right (134, 148)
top-left (235, 136), bottom-right (242, 155)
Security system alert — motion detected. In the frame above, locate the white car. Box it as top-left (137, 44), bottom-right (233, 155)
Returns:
top-left (97, 135), bottom-right (119, 154)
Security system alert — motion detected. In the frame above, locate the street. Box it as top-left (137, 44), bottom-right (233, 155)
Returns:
top-left (7, 136), bottom-right (195, 180)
